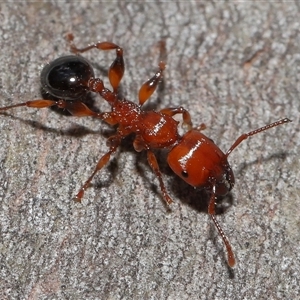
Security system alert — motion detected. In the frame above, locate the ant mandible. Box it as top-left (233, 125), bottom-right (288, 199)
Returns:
top-left (0, 34), bottom-right (291, 267)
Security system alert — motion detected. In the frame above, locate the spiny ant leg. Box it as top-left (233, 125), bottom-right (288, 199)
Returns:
top-left (147, 150), bottom-right (173, 205)
top-left (208, 186), bottom-right (235, 267)
top-left (67, 34), bottom-right (124, 92)
top-left (74, 135), bottom-right (122, 202)
top-left (226, 118), bottom-right (292, 157)
top-left (160, 106), bottom-right (193, 130)
top-left (138, 61), bottom-right (165, 106)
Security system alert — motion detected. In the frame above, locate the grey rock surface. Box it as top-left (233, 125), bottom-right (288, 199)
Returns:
top-left (0, 2), bottom-right (299, 299)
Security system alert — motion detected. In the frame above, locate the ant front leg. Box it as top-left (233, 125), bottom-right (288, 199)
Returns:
top-left (74, 135), bottom-right (122, 202)
top-left (67, 34), bottom-right (124, 92)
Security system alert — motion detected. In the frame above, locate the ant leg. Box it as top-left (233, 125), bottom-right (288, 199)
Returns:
top-left (60, 101), bottom-right (118, 122)
top-left (0, 97), bottom-right (122, 127)
top-left (147, 150), bottom-right (173, 205)
top-left (67, 34), bottom-right (124, 92)
top-left (160, 106), bottom-right (193, 130)
top-left (55, 100), bottom-right (122, 125)
top-left (0, 99), bottom-right (59, 111)
top-left (226, 118), bottom-right (292, 157)
top-left (138, 61), bottom-right (165, 106)
top-left (0, 98), bottom-right (106, 118)
top-left (58, 101), bottom-right (99, 117)
top-left (208, 187), bottom-right (235, 267)
top-left (74, 135), bottom-right (121, 202)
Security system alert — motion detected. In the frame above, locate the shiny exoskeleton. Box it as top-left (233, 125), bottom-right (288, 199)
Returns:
top-left (0, 34), bottom-right (291, 267)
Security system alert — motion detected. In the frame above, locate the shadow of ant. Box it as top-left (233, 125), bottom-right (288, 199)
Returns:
top-left (235, 151), bottom-right (289, 178)
top-left (0, 111), bottom-right (102, 138)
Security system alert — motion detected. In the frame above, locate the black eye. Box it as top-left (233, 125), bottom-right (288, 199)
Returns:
top-left (41, 55), bottom-right (94, 100)
top-left (181, 170), bottom-right (188, 178)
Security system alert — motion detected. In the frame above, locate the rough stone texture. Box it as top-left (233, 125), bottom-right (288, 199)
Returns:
top-left (0, 2), bottom-right (299, 299)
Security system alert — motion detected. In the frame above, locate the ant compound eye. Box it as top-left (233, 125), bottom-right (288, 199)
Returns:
top-left (181, 170), bottom-right (189, 178)
top-left (41, 55), bottom-right (94, 100)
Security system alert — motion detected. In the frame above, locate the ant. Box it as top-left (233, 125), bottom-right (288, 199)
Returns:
top-left (0, 34), bottom-right (291, 267)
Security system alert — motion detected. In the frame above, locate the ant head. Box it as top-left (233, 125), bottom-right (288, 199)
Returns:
top-left (167, 130), bottom-right (235, 195)
top-left (41, 55), bottom-right (94, 100)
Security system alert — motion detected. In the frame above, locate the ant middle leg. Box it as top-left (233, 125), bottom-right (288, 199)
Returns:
top-left (74, 135), bottom-right (122, 202)
top-left (147, 150), bottom-right (173, 205)
top-left (133, 136), bottom-right (173, 205)
top-left (0, 96), bottom-right (121, 128)
top-left (66, 34), bottom-right (124, 92)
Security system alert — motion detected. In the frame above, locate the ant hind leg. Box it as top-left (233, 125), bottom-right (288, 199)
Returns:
top-left (138, 62), bottom-right (165, 106)
top-left (0, 99), bottom-right (58, 111)
top-left (0, 99), bottom-right (102, 118)
top-left (66, 34), bottom-right (124, 92)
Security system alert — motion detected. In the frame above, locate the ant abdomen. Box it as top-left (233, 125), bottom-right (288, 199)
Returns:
top-left (41, 55), bottom-right (94, 100)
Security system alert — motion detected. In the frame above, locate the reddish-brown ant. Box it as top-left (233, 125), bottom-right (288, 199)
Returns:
top-left (0, 35), bottom-right (291, 267)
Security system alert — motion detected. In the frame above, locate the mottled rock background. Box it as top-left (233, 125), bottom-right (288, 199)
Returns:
top-left (0, 2), bottom-right (299, 299)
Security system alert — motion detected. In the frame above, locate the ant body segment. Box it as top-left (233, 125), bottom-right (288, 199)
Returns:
top-left (0, 35), bottom-right (291, 267)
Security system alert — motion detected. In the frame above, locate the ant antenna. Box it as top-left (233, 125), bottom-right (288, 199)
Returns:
top-left (226, 118), bottom-right (292, 157)
top-left (211, 214), bottom-right (235, 267)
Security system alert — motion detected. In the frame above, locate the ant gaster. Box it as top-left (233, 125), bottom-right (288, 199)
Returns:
top-left (0, 34), bottom-right (291, 267)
